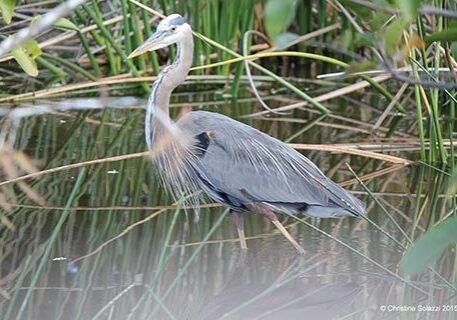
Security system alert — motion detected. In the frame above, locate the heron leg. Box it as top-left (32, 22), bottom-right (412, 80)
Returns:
top-left (251, 204), bottom-right (306, 255)
top-left (270, 219), bottom-right (306, 255)
top-left (231, 211), bottom-right (248, 250)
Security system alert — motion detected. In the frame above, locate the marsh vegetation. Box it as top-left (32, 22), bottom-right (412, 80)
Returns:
top-left (0, 1), bottom-right (456, 319)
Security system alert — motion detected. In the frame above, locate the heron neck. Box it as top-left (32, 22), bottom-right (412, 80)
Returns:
top-left (146, 32), bottom-right (194, 149)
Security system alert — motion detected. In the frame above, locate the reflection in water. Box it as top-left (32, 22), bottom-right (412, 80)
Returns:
top-left (193, 280), bottom-right (360, 320)
top-left (5, 225), bottom-right (365, 320)
top-left (1, 104), bottom-right (456, 320)
top-left (2, 205), bottom-right (455, 320)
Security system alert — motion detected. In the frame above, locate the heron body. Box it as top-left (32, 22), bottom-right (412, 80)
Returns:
top-left (129, 14), bottom-right (365, 253)
top-left (178, 111), bottom-right (363, 217)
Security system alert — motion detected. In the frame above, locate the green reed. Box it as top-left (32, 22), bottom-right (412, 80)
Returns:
top-left (2, 1), bottom-right (457, 318)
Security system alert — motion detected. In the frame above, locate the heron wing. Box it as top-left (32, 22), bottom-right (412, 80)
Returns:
top-left (178, 111), bottom-right (364, 214)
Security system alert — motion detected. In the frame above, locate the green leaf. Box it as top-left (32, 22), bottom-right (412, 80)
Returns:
top-left (0, 0), bottom-right (16, 24)
top-left (54, 18), bottom-right (79, 31)
top-left (340, 29), bottom-right (353, 49)
top-left (401, 217), bottom-right (457, 275)
top-left (31, 15), bottom-right (80, 31)
top-left (264, 0), bottom-right (297, 40)
top-left (275, 32), bottom-right (299, 50)
top-left (425, 29), bottom-right (457, 45)
top-left (385, 17), bottom-right (408, 56)
top-left (22, 39), bottom-right (42, 59)
top-left (368, 12), bottom-right (393, 31)
top-left (339, 0), bottom-right (373, 20)
top-left (11, 38), bottom-right (42, 77)
top-left (354, 33), bottom-right (377, 47)
top-left (395, 0), bottom-right (421, 20)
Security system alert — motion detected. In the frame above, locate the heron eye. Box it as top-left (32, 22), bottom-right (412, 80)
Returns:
top-left (170, 26), bottom-right (177, 32)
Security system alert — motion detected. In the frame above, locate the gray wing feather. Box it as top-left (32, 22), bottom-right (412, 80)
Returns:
top-left (178, 111), bottom-right (365, 215)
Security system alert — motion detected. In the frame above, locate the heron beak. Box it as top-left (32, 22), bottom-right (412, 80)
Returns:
top-left (128, 31), bottom-right (167, 58)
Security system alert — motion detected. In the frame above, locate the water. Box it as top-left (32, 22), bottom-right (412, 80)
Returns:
top-left (0, 95), bottom-right (455, 320)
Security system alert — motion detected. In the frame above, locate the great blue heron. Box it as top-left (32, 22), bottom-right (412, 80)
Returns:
top-left (129, 14), bottom-right (365, 254)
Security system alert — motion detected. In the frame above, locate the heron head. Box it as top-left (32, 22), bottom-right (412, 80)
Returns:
top-left (128, 14), bottom-right (190, 58)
